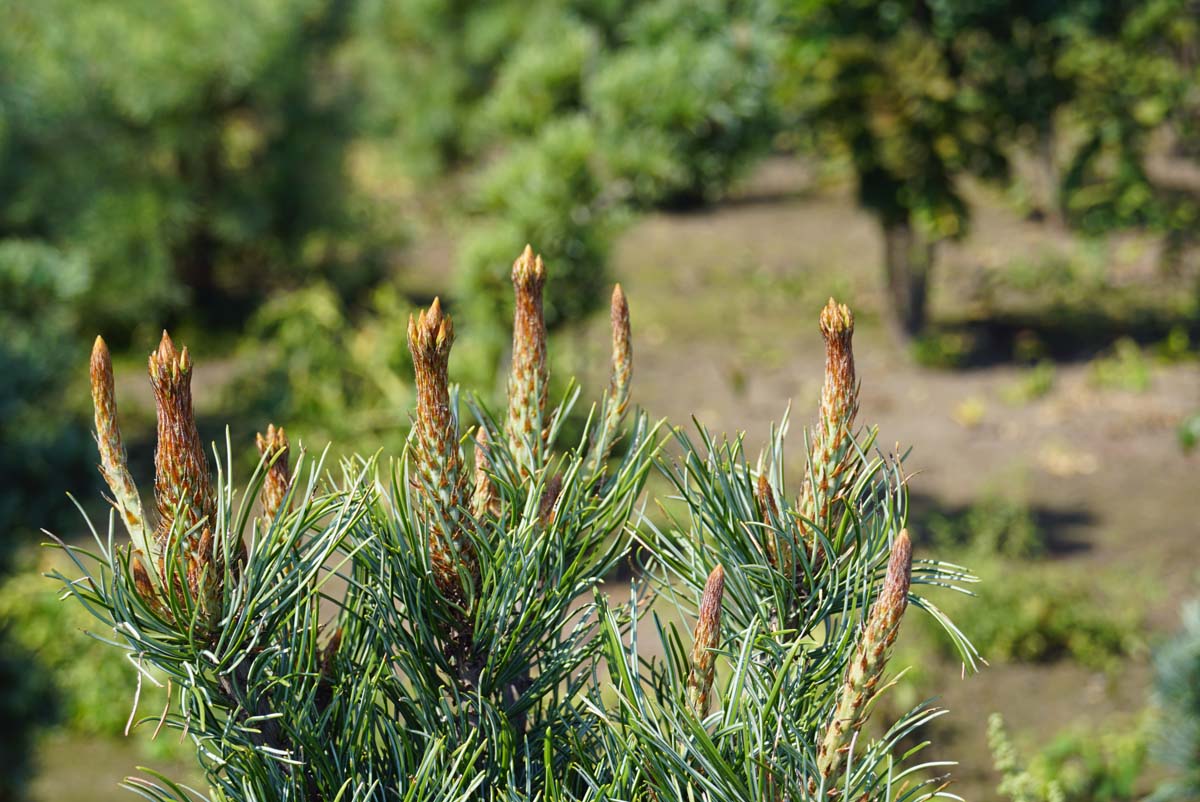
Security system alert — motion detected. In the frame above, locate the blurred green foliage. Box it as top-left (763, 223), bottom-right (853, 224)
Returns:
top-left (0, 624), bottom-right (57, 802)
top-left (926, 492), bottom-right (1045, 559)
top-left (991, 713), bottom-right (1150, 802)
top-left (449, 0), bottom-right (777, 360)
top-left (0, 570), bottom-right (179, 753)
top-left (1150, 600), bottom-right (1200, 802)
top-left (989, 598), bottom-right (1200, 802)
top-left (458, 115), bottom-right (615, 346)
top-left (1179, 412), bottom-right (1200, 454)
top-left (920, 491), bottom-right (1138, 669)
top-left (0, 242), bottom-right (96, 546)
top-left (1003, 361), bottom-right (1058, 405)
top-left (1089, 338), bottom-right (1153, 393)
top-left (228, 282), bottom-right (418, 455)
top-left (932, 559), bottom-right (1141, 669)
top-left (774, 0), bottom-right (1200, 334)
top-left (586, 0), bottom-right (777, 209)
top-left (910, 330), bottom-right (978, 369)
top-left (0, 0), bottom-right (397, 340)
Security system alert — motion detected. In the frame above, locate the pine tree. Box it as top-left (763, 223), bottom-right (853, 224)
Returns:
top-left (52, 246), bottom-right (975, 801)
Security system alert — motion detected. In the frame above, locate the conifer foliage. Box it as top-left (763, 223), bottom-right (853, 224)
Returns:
top-left (53, 247), bottom-right (975, 801)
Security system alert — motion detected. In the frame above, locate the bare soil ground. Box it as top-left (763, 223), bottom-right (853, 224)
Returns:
top-left (33, 158), bottom-right (1200, 801)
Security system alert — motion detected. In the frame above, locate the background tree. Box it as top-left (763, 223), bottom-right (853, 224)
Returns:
top-left (0, 0), bottom-right (394, 339)
top-left (774, 0), bottom-right (1010, 337)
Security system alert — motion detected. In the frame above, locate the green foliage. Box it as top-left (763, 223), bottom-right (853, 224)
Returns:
top-left (0, 624), bottom-right (58, 802)
top-left (347, 0), bottom-right (530, 176)
top-left (458, 116), bottom-right (616, 356)
top-left (361, 0), bottom-right (780, 358)
top-left (0, 0), bottom-right (396, 337)
top-left (1088, 338), bottom-right (1152, 393)
top-left (1150, 600), bottom-right (1200, 802)
top-left (773, 0), bottom-right (1018, 333)
top-left (50, 279), bottom-right (976, 799)
top-left (0, 568), bottom-right (181, 759)
top-left (587, 0), bottom-right (777, 208)
top-left (1057, 0), bottom-right (1196, 235)
top-left (1154, 327), bottom-right (1193, 365)
top-left (481, 14), bottom-right (599, 139)
top-left (1003, 361), bottom-right (1058, 405)
top-left (775, 3), bottom-right (1002, 241)
top-left (933, 561), bottom-right (1139, 669)
top-left (0, 241), bottom-right (96, 547)
top-left (228, 282), bottom-right (418, 455)
top-left (1179, 412), bottom-right (1200, 453)
top-left (926, 492), bottom-right (1045, 559)
top-left (0, 241), bottom-right (94, 800)
top-left (910, 330), bottom-right (977, 368)
top-left (601, 416), bottom-right (978, 800)
top-left (990, 713), bottom-right (1150, 802)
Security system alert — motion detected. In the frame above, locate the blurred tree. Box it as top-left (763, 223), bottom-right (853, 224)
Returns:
top-left (348, 0), bottom-right (530, 177)
top-left (442, 0), bottom-right (776, 375)
top-left (457, 115), bottom-right (616, 377)
top-left (774, 0), bottom-right (1010, 336)
top-left (0, 241), bottom-right (95, 543)
top-left (1056, 0), bottom-right (1198, 242)
top-left (585, 0), bottom-right (778, 209)
top-left (0, 241), bottom-right (88, 800)
top-left (228, 280), bottom-right (418, 456)
top-left (0, 0), bottom-right (396, 340)
top-left (773, 0), bottom-right (1199, 337)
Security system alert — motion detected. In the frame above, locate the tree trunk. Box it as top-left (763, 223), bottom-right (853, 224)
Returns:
top-left (1038, 123), bottom-right (1064, 225)
top-left (882, 220), bottom-right (935, 337)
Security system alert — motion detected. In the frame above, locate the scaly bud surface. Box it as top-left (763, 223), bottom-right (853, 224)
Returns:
top-left (798, 299), bottom-right (859, 571)
top-left (817, 530), bottom-right (912, 786)
top-left (149, 331), bottom-right (233, 629)
top-left (588, 284), bottom-right (633, 475)
top-left (538, 474), bottom-right (563, 525)
top-left (506, 245), bottom-right (548, 477)
top-left (149, 331), bottom-right (215, 548)
top-left (91, 336), bottom-right (152, 576)
top-left (756, 473), bottom-right (792, 578)
top-left (471, 427), bottom-right (500, 519)
top-left (255, 424), bottom-right (293, 524)
top-left (408, 299), bottom-right (477, 602)
top-left (687, 564), bottom-right (726, 717)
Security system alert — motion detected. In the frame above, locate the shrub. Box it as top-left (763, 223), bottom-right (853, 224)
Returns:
top-left (0, 243), bottom-right (99, 799)
top-left (932, 561), bottom-right (1139, 669)
top-left (51, 249), bottom-right (975, 799)
top-left (911, 330), bottom-right (977, 369)
top-left (227, 281), bottom-right (420, 457)
top-left (458, 117), bottom-right (617, 375)
top-left (1150, 600), bottom-right (1200, 802)
top-left (1089, 338), bottom-right (1152, 393)
top-left (0, 0), bottom-right (396, 337)
top-left (990, 713), bottom-right (1149, 802)
top-left (926, 492), bottom-right (1045, 559)
top-left (0, 622), bottom-right (58, 802)
top-left (480, 14), bottom-right (600, 139)
top-left (587, 0), bottom-right (777, 207)
top-left (1176, 412), bottom-right (1200, 453)
top-left (0, 568), bottom-right (183, 760)
top-left (1003, 361), bottom-right (1058, 405)
top-left (0, 241), bottom-right (97, 545)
